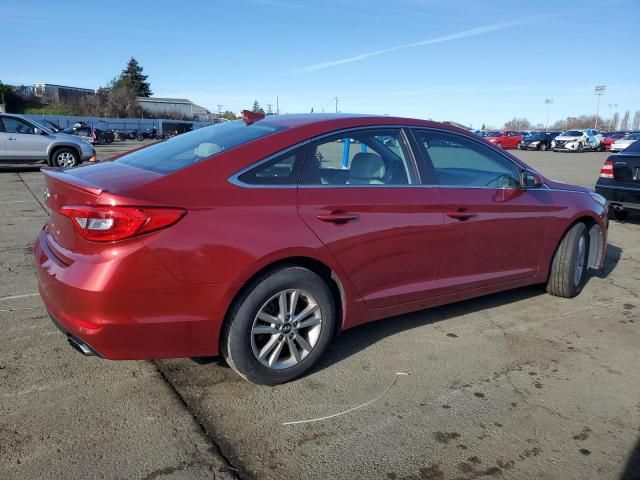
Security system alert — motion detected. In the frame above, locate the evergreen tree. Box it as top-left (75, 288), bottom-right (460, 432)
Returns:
top-left (118, 57), bottom-right (152, 97)
top-left (251, 100), bottom-right (264, 114)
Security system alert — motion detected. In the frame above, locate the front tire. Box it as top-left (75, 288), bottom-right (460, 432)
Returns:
top-left (221, 266), bottom-right (336, 385)
top-left (52, 148), bottom-right (79, 168)
top-left (609, 207), bottom-right (629, 221)
top-left (576, 142), bottom-right (584, 153)
top-left (539, 142), bottom-right (547, 151)
top-left (547, 222), bottom-right (589, 298)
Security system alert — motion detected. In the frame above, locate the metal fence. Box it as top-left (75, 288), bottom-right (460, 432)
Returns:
top-left (22, 114), bottom-right (212, 135)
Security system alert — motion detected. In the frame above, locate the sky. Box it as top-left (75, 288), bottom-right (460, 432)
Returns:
top-left (3, 0), bottom-right (640, 127)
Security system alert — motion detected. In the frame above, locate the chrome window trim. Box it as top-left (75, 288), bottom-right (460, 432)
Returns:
top-left (228, 124), bottom-right (553, 192)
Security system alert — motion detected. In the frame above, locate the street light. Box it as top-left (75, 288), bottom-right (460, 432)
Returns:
top-left (545, 98), bottom-right (553, 131)
top-left (594, 85), bottom-right (606, 130)
top-left (608, 103), bottom-right (618, 131)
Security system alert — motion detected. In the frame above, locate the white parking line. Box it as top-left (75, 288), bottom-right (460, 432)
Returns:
top-left (0, 293), bottom-right (39, 302)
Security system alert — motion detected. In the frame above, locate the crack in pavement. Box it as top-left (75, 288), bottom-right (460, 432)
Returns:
top-left (16, 171), bottom-right (48, 214)
top-left (152, 361), bottom-right (243, 480)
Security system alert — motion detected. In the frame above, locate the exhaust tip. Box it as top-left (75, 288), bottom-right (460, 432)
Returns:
top-left (67, 336), bottom-right (94, 356)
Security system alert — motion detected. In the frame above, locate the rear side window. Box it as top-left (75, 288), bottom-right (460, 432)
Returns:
top-left (238, 145), bottom-right (308, 185)
top-left (118, 120), bottom-right (286, 174)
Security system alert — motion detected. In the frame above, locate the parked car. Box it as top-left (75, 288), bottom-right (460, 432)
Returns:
top-left (34, 113), bottom-right (608, 385)
top-left (552, 129), bottom-right (603, 152)
top-left (610, 133), bottom-right (640, 152)
top-left (602, 132), bottom-right (626, 151)
top-left (63, 124), bottom-right (114, 145)
top-left (0, 113), bottom-right (96, 167)
top-left (484, 130), bottom-right (523, 149)
top-left (519, 131), bottom-right (560, 151)
top-left (36, 119), bottom-right (64, 133)
top-left (595, 139), bottom-right (640, 220)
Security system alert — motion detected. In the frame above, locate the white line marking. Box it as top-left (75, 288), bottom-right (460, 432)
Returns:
top-left (0, 293), bottom-right (39, 302)
top-left (282, 372), bottom-right (409, 426)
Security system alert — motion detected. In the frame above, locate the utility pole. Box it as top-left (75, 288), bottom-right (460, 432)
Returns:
top-left (217, 104), bottom-right (223, 115)
top-left (545, 98), bottom-right (553, 131)
top-left (276, 96), bottom-right (279, 115)
top-left (608, 103), bottom-right (618, 131)
top-left (334, 96), bottom-right (339, 113)
top-left (594, 85), bottom-right (606, 130)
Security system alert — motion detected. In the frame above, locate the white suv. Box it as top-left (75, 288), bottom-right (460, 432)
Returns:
top-left (0, 114), bottom-right (96, 167)
top-left (551, 129), bottom-right (604, 153)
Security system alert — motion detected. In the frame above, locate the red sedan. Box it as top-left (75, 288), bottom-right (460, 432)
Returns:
top-left (485, 130), bottom-right (523, 149)
top-left (35, 114), bottom-right (608, 384)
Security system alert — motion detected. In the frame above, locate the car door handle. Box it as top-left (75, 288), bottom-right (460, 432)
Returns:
top-left (7, 137), bottom-right (17, 141)
top-left (317, 212), bottom-right (360, 224)
top-left (446, 211), bottom-right (477, 220)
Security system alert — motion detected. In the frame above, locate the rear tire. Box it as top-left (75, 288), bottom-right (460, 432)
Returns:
top-left (547, 222), bottom-right (589, 298)
top-left (221, 266), bottom-right (336, 385)
top-left (539, 142), bottom-right (547, 151)
top-left (496, 142), bottom-right (502, 148)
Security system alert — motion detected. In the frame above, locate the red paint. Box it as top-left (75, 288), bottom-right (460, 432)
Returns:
top-left (34, 115), bottom-right (607, 360)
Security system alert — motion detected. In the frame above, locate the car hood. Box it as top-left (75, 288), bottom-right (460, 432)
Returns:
top-left (554, 135), bottom-right (582, 141)
top-left (545, 178), bottom-right (591, 193)
top-left (51, 132), bottom-right (84, 143)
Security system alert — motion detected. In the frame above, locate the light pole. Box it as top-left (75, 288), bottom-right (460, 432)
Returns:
top-left (545, 98), bottom-right (553, 131)
top-left (607, 103), bottom-right (618, 131)
top-left (594, 85), bottom-right (606, 130)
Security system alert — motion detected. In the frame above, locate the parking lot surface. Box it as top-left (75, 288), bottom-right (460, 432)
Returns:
top-left (1, 145), bottom-right (638, 480)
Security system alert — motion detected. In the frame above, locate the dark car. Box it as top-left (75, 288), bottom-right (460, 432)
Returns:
top-left (519, 131), bottom-right (560, 151)
top-left (63, 125), bottom-right (114, 145)
top-left (35, 113), bottom-right (608, 385)
top-left (595, 139), bottom-right (640, 220)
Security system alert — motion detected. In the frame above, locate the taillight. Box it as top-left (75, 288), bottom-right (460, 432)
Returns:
top-left (60, 205), bottom-right (186, 242)
top-left (600, 160), bottom-right (614, 179)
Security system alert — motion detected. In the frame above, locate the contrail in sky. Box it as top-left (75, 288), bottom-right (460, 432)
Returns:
top-left (294, 18), bottom-right (540, 73)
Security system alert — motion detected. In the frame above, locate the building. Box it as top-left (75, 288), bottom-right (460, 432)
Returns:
top-left (136, 97), bottom-right (216, 121)
top-left (33, 83), bottom-right (95, 103)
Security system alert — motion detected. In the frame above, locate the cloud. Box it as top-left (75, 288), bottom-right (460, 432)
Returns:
top-left (293, 18), bottom-right (537, 73)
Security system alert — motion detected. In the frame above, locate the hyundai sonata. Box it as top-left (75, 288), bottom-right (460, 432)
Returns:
top-left (35, 113), bottom-right (608, 384)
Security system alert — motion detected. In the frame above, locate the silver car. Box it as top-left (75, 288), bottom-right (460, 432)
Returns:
top-left (0, 113), bottom-right (96, 167)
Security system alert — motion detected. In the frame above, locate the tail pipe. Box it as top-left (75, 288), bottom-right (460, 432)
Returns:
top-left (67, 335), bottom-right (94, 356)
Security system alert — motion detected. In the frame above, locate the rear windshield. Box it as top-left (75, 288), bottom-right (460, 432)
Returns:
top-left (624, 139), bottom-right (640, 153)
top-left (118, 120), bottom-right (286, 174)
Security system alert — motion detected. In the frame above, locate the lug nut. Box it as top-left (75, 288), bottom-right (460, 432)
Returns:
top-left (278, 335), bottom-right (283, 341)
top-left (289, 333), bottom-right (294, 339)
top-left (293, 321), bottom-right (298, 327)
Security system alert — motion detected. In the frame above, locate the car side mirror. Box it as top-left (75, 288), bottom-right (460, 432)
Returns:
top-left (521, 169), bottom-right (543, 188)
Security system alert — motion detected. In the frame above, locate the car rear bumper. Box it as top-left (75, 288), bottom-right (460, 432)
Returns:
top-left (595, 182), bottom-right (640, 211)
top-left (34, 228), bottom-right (231, 359)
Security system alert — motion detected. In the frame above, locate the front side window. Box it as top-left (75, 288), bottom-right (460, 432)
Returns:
top-left (118, 120), bottom-right (286, 174)
top-left (2, 117), bottom-right (35, 135)
top-left (299, 129), bottom-right (415, 186)
top-left (413, 129), bottom-right (520, 188)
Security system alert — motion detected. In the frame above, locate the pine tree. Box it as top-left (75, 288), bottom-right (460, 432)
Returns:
top-left (251, 100), bottom-right (264, 114)
top-left (118, 57), bottom-right (152, 97)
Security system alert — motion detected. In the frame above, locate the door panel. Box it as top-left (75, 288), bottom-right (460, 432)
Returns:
top-left (298, 188), bottom-right (445, 307)
top-left (297, 128), bottom-right (444, 308)
top-left (412, 128), bottom-right (552, 294)
top-left (436, 187), bottom-right (551, 293)
top-left (0, 132), bottom-right (7, 160)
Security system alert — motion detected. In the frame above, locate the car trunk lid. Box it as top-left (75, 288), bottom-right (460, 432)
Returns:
top-left (612, 154), bottom-right (640, 184)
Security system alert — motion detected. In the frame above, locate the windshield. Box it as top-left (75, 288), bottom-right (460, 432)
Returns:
top-left (562, 130), bottom-right (582, 136)
top-left (118, 120), bottom-right (286, 174)
top-left (622, 133), bottom-right (640, 140)
top-left (525, 133), bottom-right (542, 140)
top-left (486, 131), bottom-right (501, 137)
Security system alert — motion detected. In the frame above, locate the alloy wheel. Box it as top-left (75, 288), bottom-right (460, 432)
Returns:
top-left (56, 151), bottom-right (77, 167)
top-left (250, 289), bottom-right (323, 369)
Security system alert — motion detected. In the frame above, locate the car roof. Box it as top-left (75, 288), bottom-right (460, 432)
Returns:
top-left (252, 113), bottom-right (453, 131)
